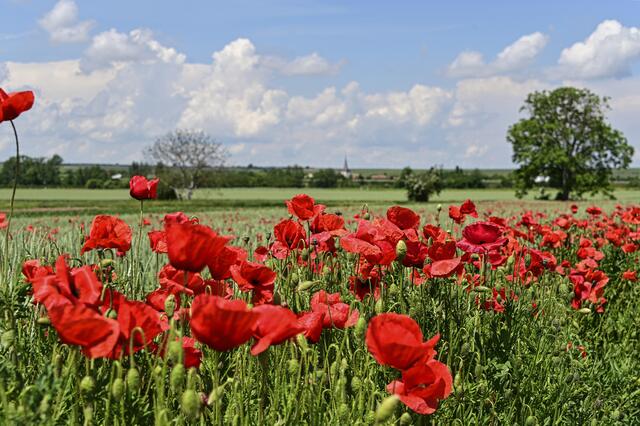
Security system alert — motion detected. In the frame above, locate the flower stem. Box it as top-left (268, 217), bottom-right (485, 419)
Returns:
top-left (3, 120), bottom-right (20, 275)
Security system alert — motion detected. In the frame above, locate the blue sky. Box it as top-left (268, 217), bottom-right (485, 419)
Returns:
top-left (2, 0), bottom-right (640, 167)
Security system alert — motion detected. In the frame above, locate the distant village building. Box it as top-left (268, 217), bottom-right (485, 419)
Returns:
top-left (111, 173), bottom-right (123, 180)
top-left (340, 155), bottom-right (352, 179)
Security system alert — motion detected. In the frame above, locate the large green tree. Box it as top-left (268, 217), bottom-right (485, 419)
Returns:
top-left (507, 87), bottom-right (634, 200)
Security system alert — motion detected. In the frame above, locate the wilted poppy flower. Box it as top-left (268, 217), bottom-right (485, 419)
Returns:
top-left (366, 313), bottom-right (440, 370)
top-left (190, 295), bottom-right (259, 352)
top-left (0, 88), bottom-right (35, 123)
top-left (622, 270), bottom-right (637, 281)
top-left (251, 305), bottom-right (304, 355)
top-left (387, 206), bottom-right (420, 230)
top-left (81, 215), bottom-right (132, 255)
top-left (230, 261), bottom-right (276, 305)
top-left (286, 194), bottom-right (323, 221)
top-left (386, 359), bottom-right (453, 415)
top-left (165, 222), bottom-right (230, 272)
top-left (129, 176), bottom-right (159, 200)
top-left (456, 222), bottom-right (507, 254)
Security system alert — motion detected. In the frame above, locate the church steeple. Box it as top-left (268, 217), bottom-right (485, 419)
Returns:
top-left (341, 154), bottom-right (351, 178)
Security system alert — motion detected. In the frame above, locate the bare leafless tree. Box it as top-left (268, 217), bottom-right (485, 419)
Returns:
top-left (145, 129), bottom-right (227, 199)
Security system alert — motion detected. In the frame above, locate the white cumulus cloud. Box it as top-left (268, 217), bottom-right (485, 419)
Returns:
top-left (38, 0), bottom-right (93, 43)
top-left (447, 32), bottom-right (549, 78)
top-left (556, 20), bottom-right (640, 79)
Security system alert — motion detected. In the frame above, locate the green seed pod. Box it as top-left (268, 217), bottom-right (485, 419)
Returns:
top-left (164, 295), bottom-right (176, 317)
top-left (171, 364), bottom-right (185, 392)
top-left (126, 367), bottom-right (140, 393)
top-left (525, 415), bottom-right (538, 426)
top-left (1, 330), bottom-right (15, 348)
top-left (111, 378), bottom-right (125, 400)
top-left (399, 412), bottom-right (412, 426)
top-left (180, 389), bottom-right (200, 419)
top-left (453, 372), bottom-right (462, 392)
top-left (290, 272), bottom-right (299, 284)
top-left (578, 307), bottom-right (591, 314)
top-left (375, 298), bottom-right (384, 314)
top-left (338, 403), bottom-right (349, 419)
top-left (287, 358), bottom-right (299, 375)
top-left (167, 340), bottom-right (183, 364)
top-left (296, 333), bottom-right (309, 351)
top-left (301, 249), bottom-right (310, 261)
top-left (375, 395), bottom-right (399, 423)
top-left (354, 317), bottom-right (367, 339)
top-left (80, 376), bottom-right (95, 396)
top-left (395, 240), bottom-right (407, 261)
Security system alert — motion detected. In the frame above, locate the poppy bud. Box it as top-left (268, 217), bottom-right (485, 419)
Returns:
top-left (100, 258), bottom-right (114, 268)
top-left (80, 376), bottom-right (95, 396)
top-left (474, 364), bottom-right (483, 378)
top-left (171, 364), bottom-right (185, 392)
top-left (126, 367), bottom-right (140, 393)
top-left (374, 298), bottom-right (384, 314)
top-left (338, 403), bottom-right (349, 419)
top-left (290, 272), bottom-right (299, 283)
top-left (297, 280), bottom-right (317, 291)
top-left (272, 291), bottom-right (282, 305)
top-left (105, 309), bottom-right (118, 320)
top-left (1, 330), bottom-right (15, 348)
top-left (111, 378), bottom-right (125, 400)
top-left (167, 340), bottom-right (183, 364)
top-left (354, 316), bottom-right (367, 339)
top-left (388, 283), bottom-right (399, 297)
top-left (363, 212), bottom-right (371, 220)
top-left (37, 316), bottom-right (51, 326)
top-left (180, 389), bottom-right (200, 419)
top-left (301, 249), bottom-right (310, 261)
top-left (461, 342), bottom-right (471, 355)
top-left (525, 415), bottom-right (538, 426)
top-left (453, 371), bottom-right (462, 392)
top-left (395, 240), bottom-right (407, 261)
top-left (287, 359), bottom-right (299, 375)
top-left (38, 395), bottom-right (51, 416)
top-left (399, 412), bottom-right (412, 426)
top-left (296, 333), bottom-right (309, 351)
top-left (578, 308), bottom-right (591, 314)
top-left (436, 204), bottom-right (442, 212)
top-left (375, 395), bottom-right (399, 423)
top-left (164, 295), bottom-right (176, 318)
top-left (351, 376), bottom-right (362, 392)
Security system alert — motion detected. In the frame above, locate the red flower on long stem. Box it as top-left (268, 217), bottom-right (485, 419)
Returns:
top-left (81, 215), bottom-right (132, 255)
top-left (251, 304), bottom-right (304, 355)
top-left (230, 260), bottom-right (276, 305)
top-left (0, 88), bottom-right (35, 123)
top-left (456, 222), bottom-right (506, 254)
top-left (286, 194), bottom-right (323, 221)
top-left (164, 221), bottom-right (229, 272)
top-left (129, 176), bottom-right (159, 200)
top-left (386, 359), bottom-right (453, 415)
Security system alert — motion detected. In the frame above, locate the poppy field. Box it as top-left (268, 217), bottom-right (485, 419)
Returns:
top-left (0, 184), bottom-right (638, 426)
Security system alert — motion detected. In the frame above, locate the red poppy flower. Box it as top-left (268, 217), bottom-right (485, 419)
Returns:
top-left (112, 299), bottom-right (164, 357)
top-left (286, 194), bottom-right (323, 221)
top-left (164, 221), bottom-right (230, 272)
top-left (387, 206), bottom-right (420, 230)
top-left (251, 305), bottom-right (304, 355)
top-left (129, 176), bottom-right (159, 200)
top-left (456, 222), bottom-right (507, 254)
top-left (0, 88), bottom-right (35, 123)
top-left (47, 302), bottom-right (120, 359)
top-left (310, 290), bottom-right (359, 329)
top-left (81, 215), bottom-right (132, 255)
top-left (230, 261), bottom-right (276, 305)
top-left (622, 270), bottom-right (637, 281)
top-left (297, 311), bottom-right (325, 343)
top-left (272, 219), bottom-right (306, 258)
top-left (386, 359), bottom-right (453, 415)
top-left (208, 246), bottom-right (241, 280)
top-left (148, 230), bottom-right (168, 253)
top-left (366, 313), bottom-right (440, 370)
top-left (190, 295), bottom-right (259, 352)
top-left (311, 213), bottom-right (346, 235)
top-left (449, 199), bottom-right (477, 224)
top-left (349, 274), bottom-right (381, 301)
